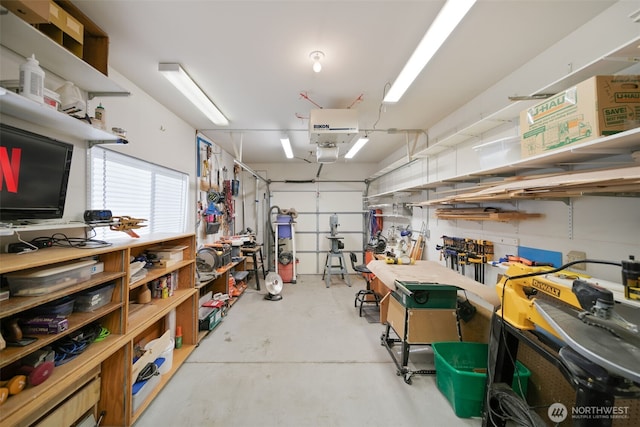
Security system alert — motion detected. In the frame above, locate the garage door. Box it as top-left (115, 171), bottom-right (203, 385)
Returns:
top-left (270, 188), bottom-right (364, 274)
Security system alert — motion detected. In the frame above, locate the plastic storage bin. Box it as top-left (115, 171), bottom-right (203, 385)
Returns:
top-left (6, 259), bottom-right (97, 296)
top-left (432, 341), bottom-right (530, 418)
top-left (27, 296), bottom-right (76, 317)
top-left (74, 283), bottom-right (115, 312)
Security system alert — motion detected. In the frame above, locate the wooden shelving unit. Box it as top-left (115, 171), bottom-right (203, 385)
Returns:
top-left (0, 233), bottom-right (198, 427)
top-left (195, 257), bottom-right (248, 343)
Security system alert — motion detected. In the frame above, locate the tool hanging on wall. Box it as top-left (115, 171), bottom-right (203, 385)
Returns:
top-left (436, 235), bottom-right (493, 283)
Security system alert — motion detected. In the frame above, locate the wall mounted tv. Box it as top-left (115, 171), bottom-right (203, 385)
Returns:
top-left (0, 123), bottom-right (74, 221)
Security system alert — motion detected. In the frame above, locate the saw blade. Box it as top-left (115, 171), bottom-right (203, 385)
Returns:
top-left (535, 300), bottom-right (640, 384)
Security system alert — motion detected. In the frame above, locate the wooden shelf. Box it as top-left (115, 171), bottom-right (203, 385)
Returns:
top-left (421, 165), bottom-right (640, 206)
top-left (434, 208), bottom-right (543, 222)
top-left (1, 302), bottom-right (123, 368)
top-left (130, 344), bottom-right (196, 424)
top-left (0, 333), bottom-right (126, 426)
top-left (127, 289), bottom-right (195, 336)
top-left (129, 259), bottom-right (194, 290)
top-left (0, 271), bottom-right (124, 318)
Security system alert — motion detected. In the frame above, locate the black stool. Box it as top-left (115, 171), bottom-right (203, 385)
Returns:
top-left (349, 252), bottom-right (380, 317)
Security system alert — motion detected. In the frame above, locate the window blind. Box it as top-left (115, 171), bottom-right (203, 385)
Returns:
top-left (88, 146), bottom-right (188, 239)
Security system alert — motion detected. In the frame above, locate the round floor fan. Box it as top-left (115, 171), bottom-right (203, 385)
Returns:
top-left (264, 272), bottom-right (283, 301)
top-left (196, 247), bottom-right (221, 282)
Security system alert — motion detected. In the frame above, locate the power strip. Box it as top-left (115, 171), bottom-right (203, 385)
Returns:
top-left (6, 239), bottom-right (53, 253)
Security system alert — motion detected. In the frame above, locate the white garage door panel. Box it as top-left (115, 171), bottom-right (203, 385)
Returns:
top-left (271, 191), bottom-right (316, 210)
top-left (293, 213), bottom-right (317, 232)
top-left (318, 191), bottom-right (362, 211)
top-left (296, 233), bottom-right (317, 250)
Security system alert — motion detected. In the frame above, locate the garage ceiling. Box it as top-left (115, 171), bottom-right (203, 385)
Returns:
top-left (72, 0), bottom-right (635, 168)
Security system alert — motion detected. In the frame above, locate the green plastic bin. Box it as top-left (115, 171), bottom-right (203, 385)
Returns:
top-left (432, 342), bottom-right (530, 418)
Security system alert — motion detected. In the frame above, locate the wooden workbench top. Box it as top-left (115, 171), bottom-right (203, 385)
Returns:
top-left (367, 260), bottom-right (500, 307)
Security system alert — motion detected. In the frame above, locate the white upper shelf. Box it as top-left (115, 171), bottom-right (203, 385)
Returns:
top-left (0, 87), bottom-right (123, 141)
top-left (0, 10), bottom-right (128, 96)
top-left (368, 126), bottom-right (640, 198)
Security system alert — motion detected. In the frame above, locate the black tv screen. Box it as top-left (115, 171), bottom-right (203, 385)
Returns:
top-left (0, 123), bottom-right (74, 221)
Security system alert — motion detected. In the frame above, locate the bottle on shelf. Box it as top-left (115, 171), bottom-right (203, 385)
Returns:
top-left (94, 103), bottom-right (106, 130)
top-left (19, 54), bottom-right (45, 104)
top-left (175, 326), bottom-right (183, 349)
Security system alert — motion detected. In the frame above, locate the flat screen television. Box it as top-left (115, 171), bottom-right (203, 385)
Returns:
top-left (0, 123), bottom-right (74, 221)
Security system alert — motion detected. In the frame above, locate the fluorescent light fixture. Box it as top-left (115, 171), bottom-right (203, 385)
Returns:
top-left (280, 137), bottom-right (294, 159)
top-left (345, 137), bottom-right (369, 159)
top-left (158, 63), bottom-right (229, 126)
top-left (383, 0), bottom-right (476, 103)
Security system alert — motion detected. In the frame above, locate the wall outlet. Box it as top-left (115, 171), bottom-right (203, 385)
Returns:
top-left (567, 250), bottom-right (587, 270)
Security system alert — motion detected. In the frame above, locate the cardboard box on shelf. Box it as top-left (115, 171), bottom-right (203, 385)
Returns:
top-left (35, 1), bottom-right (84, 58)
top-left (520, 75), bottom-right (640, 158)
top-left (0, 0), bottom-right (51, 24)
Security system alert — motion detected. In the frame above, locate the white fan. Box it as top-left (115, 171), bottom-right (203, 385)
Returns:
top-left (264, 272), bottom-right (283, 301)
top-left (196, 247), bottom-right (220, 282)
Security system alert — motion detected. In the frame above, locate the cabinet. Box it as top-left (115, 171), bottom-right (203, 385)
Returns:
top-left (0, 233), bottom-right (197, 427)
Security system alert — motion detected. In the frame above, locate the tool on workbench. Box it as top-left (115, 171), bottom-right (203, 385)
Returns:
top-left (622, 255), bottom-right (640, 301)
top-left (489, 258), bottom-right (640, 427)
top-left (496, 259), bottom-right (640, 385)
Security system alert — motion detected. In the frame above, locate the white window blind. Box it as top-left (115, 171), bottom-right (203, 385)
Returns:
top-left (88, 146), bottom-right (188, 239)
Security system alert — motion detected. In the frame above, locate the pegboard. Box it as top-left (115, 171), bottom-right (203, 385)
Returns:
top-left (517, 344), bottom-right (640, 426)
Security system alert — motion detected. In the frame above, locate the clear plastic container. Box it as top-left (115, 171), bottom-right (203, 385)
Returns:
top-left (74, 283), bottom-right (115, 312)
top-left (27, 296), bottom-right (76, 317)
top-left (6, 259), bottom-right (97, 296)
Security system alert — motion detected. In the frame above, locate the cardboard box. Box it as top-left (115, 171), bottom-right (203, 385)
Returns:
top-left (387, 296), bottom-right (459, 344)
top-left (20, 315), bottom-right (69, 334)
top-left (0, 0), bottom-right (51, 24)
top-left (35, 1), bottom-right (84, 58)
top-left (521, 75), bottom-right (640, 158)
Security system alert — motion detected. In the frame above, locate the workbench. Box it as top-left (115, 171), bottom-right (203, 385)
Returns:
top-left (366, 260), bottom-right (500, 308)
top-left (367, 260), bottom-right (499, 383)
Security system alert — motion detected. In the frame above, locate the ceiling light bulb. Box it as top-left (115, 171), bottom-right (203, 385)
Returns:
top-left (310, 51), bottom-right (324, 73)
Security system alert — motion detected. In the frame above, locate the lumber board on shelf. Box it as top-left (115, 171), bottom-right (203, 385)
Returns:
top-left (421, 166), bottom-right (640, 205)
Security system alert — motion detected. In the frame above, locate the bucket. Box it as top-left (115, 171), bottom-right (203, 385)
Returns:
top-left (276, 214), bottom-right (292, 238)
top-left (145, 337), bottom-right (174, 375)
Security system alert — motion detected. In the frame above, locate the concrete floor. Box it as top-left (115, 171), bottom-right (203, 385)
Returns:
top-left (135, 274), bottom-right (481, 427)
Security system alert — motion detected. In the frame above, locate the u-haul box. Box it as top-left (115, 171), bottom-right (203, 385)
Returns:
top-left (520, 75), bottom-right (640, 158)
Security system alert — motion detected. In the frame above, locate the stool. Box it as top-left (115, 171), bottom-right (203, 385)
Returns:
top-left (241, 245), bottom-right (265, 290)
top-left (322, 251), bottom-right (351, 288)
top-left (350, 252), bottom-right (380, 317)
